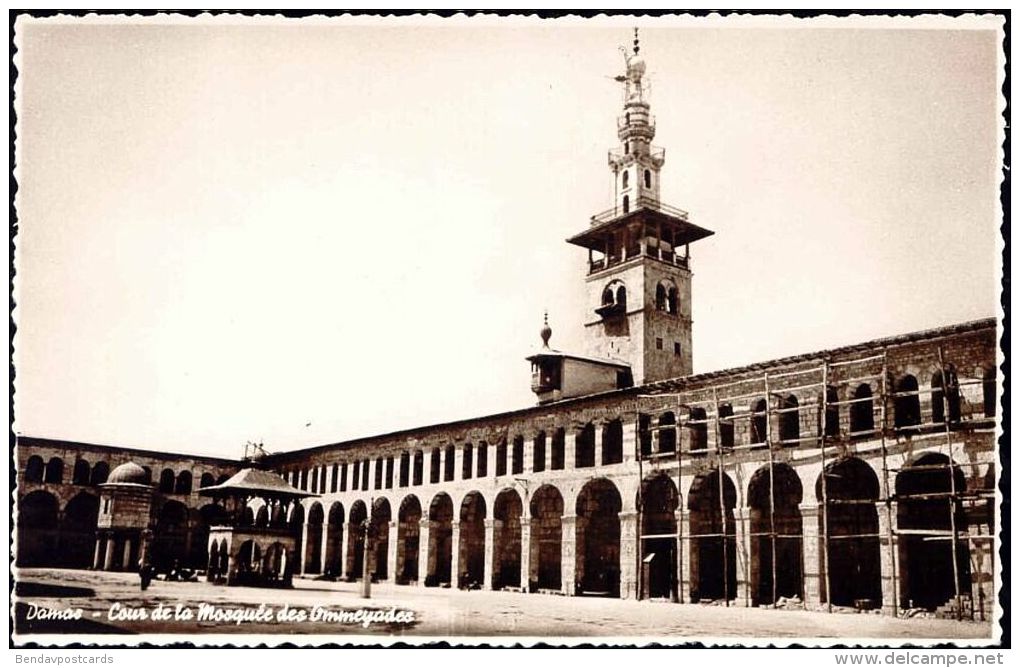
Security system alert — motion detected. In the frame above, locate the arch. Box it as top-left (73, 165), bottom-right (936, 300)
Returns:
top-left (896, 452), bottom-right (970, 610)
top-left (192, 503), bottom-right (225, 570)
top-left (17, 490), bottom-right (60, 566)
top-left (199, 472), bottom-right (215, 489)
top-left (779, 395), bottom-right (800, 444)
top-left (894, 375), bottom-right (921, 429)
top-left (816, 457), bottom-right (882, 608)
top-left (602, 419), bottom-right (624, 465)
top-left (658, 412), bottom-right (676, 453)
top-left (850, 384), bottom-right (875, 434)
top-left (159, 468), bottom-right (176, 494)
top-left (575, 479), bottom-right (622, 596)
top-left (621, 169), bottom-right (630, 189)
top-left (44, 457), bottom-right (64, 484)
top-left (494, 488), bottom-right (523, 589)
top-left (90, 461), bottom-right (110, 486)
top-left (255, 505), bottom-right (270, 527)
top-left (397, 495), bottom-right (422, 583)
top-left (370, 498), bottom-right (392, 580)
top-left (751, 399), bottom-right (768, 445)
top-left (175, 470), bottom-right (193, 495)
top-left (426, 493), bottom-right (454, 586)
top-left (152, 499), bottom-right (189, 572)
top-left (324, 501), bottom-right (345, 576)
top-left (236, 540), bottom-right (262, 583)
top-left (59, 492), bottom-right (99, 568)
top-left (261, 541), bottom-right (289, 584)
top-left (72, 459), bottom-right (91, 485)
top-left (303, 502), bottom-right (325, 575)
top-left (25, 455), bottom-right (44, 483)
top-left (747, 464), bottom-right (803, 606)
top-left (575, 423), bottom-right (595, 468)
top-left (239, 505), bottom-right (255, 527)
top-left (640, 474), bottom-right (679, 600)
top-left (688, 408), bottom-right (708, 453)
top-left (208, 539), bottom-right (221, 580)
top-left (687, 470), bottom-right (737, 601)
top-left (458, 491), bottom-right (487, 588)
top-left (616, 284), bottom-right (627, 310)
top-left (530, 484), bottom-right (564, 591)
top-left (346, 500), bottom-right (367, 579)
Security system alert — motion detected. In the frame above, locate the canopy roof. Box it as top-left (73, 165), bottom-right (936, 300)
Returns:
top-left (198, 467), bottom-right (316, 500)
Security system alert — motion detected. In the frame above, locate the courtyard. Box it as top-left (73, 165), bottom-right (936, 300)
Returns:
top-left (13, 568), bottom-right (994, 642)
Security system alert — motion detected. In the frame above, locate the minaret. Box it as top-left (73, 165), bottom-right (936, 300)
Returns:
top-left (566, 30), bottom-right (714, 385)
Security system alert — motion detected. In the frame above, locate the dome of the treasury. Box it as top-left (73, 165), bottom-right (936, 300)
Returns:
top-left (106, 461), bottom-right (150, 485)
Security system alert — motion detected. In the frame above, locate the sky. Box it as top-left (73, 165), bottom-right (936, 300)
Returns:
top-left (13, 14), bottom-right (1004, 458)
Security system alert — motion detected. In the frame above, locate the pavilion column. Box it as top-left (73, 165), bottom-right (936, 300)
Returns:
top-left (93, 535), bottom-right (104, 570)
top-left (483, 518), bottom-right (496, 590)
top-left (619, 511), bottom-right (639, 599)
top-left (103, 537), bottom-right (115, 571)
top-left (520, 516), bottom-right (533, 592)
top-left (799, 503), bottom-right (822, 610)
top-left (450, 521), bottom-right (461, 588)
top-left (122, 537), bottom-right (133, 571)
top-left (417, 518), bottom-right (431, 587)
top-left (560, 515), bottom-right (577, 596)
top-left (877, 500), bottom-right (900, 616)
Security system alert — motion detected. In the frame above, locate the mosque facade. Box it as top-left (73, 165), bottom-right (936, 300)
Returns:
top-left (14, 35), bottom-right (1000, 620)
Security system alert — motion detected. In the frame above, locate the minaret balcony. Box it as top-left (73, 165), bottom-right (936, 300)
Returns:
top-left (587, 246), bottom-right (690, 276)
top-left (589, 195), bottom-right (687, 226)
top-left (608, 146), bottom-right (665, 169)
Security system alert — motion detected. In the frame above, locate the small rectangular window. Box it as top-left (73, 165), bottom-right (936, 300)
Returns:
top-left (656, 337), bottom-right (663, 350)
top-left (674, 342), bottom-right (681, 356)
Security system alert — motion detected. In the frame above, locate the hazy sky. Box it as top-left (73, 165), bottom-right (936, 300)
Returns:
top-left (13, 15), bottom-right (1003, 458)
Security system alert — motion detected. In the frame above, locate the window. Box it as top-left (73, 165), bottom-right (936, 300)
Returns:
top-left (413, 451), bottom-right (424, 486)
top-left (462, 444), bottom-right (474, 480)
top-left (496, 440), bottom-right (507, 476)
top-left (175, 471), bottom-right (193, 495)
top-left (623, 195), bottom-right (630, 213)
top-left (361, 460), bottom-right (370, 491)
top-left (622, 170), bottom-right (630, 189)
top-left (477, 441), bottom-right (489, 477)
top-left (160, 469), bottom-right (175, 494)
top-left (674, 342), bottom-right (681, 356)
top-left (624, 141), bottom-right (630, 155)
top-left (533, 433), bottom-right (546, 473)
top-left (658, 412), bottom-right (676, 452)
top-left (850, 384), bottom-right (874, 435)
top-left (688, 408), bottom-right (708, 452)
top-left (351, 461), bottom-right (360, 490)
top-left (331, 463), bottom-right (339, 493)
top-left (44, 457), bottom-right (64, 484)
top-left (656, 337), bottom-right (663, 350)
top-left (575, 423), bottom-right (595, 468)
top-left (72, 459), bottom-right (90, 485)
top-left (639, 414), bottom-right (652, 456)
top-left (779, 395), bottom-right (800, 444)
top-left (931, 369), bottom-right (960, 424)
top-left (894, 375), bottom-right (921, 429)
top-left (399, 453), bottom-right (410, 487)
top-left (602, 419), bottom-right (623, 465)
top-left (719, 404), bottom-right (734, 449)
top-left (644, 169), bottom-right (651, 189)
top-left (655, 284), bottom-right (667, 311)
top-left (667, 287), bottom-right (678, 315)
top-left (512, 436), bottom-right (524, 474)
top-left (751, 399), bottom-right (768, 444)
top-left (25, 456), bottom-right (44, 483)
top-left (430, 449), bottom-right (441, 483)
top-left (825, 387), bottom-right (840, 437)
top-left (551, 428), bottom-right (566, 470)
top-left (340, 463), bottom-right (348, 491)
top-left (616, 285), bottom-right (627, 309)
top-left (983, 368), bottom-right (997, 417)
top-left (444, 445), bottom-right (455, 481)
top-left (385, 457), bottom-right (394, 489)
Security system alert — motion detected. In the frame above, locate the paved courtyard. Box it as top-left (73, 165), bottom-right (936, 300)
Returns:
top-left (13, 568), bottom-right (995, 643)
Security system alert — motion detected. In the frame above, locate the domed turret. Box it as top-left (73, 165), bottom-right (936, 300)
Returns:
top-left (106, 461), bottom-right (150, 486)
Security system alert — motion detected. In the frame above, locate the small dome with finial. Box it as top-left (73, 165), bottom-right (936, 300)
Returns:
top-left (540, 311), bottom-right (552, 348)
top-left (106, 461), bottom-right (150, 486)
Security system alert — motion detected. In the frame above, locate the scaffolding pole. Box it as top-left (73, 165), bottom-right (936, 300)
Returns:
top-left (937, 345), bottom-right (964, 621)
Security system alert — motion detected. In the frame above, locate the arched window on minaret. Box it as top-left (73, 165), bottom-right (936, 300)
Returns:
top-left (644, 169), bottom-right (652, 189)
top-left (667, 286), bottom-right (678, 315)
top-left (655, 283), bottom-right (667, 311)
top-left (622, 170), bottom-right (630, 189)
top-left (602, 286), bottom-right (614, 306)
top-left (616, 285), bottom-right (627, 309)
top-left (623, 195), bottom-right (630, 213)
top-left (624, 141), bottom-right (630, 155)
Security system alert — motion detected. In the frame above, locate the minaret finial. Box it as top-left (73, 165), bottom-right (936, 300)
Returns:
top-left (540, 311), bottom-right (552, 348)
top-left (633, 27), bottom-right (640, 55)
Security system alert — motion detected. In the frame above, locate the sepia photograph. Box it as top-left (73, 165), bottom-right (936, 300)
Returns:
top-left (10, 11), bottom-right (1006, 648)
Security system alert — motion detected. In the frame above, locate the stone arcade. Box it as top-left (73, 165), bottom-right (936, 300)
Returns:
top-left (14, 34), bottom-right (999, 620)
